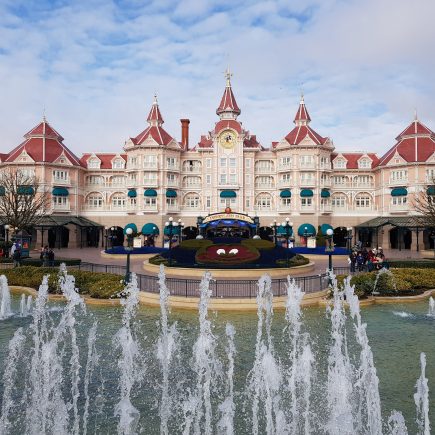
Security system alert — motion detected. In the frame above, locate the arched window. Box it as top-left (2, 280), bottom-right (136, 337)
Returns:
top-left (183, 193), bottom-right (201, 209)
top-left (86, 193), bottom-right (104, 208)
top-left (355, 193), bottom-right (371, 208)
top-left (255, 193), bottom-right (272, 210)
top-left (111, 193), bottom-right (126, 209)
top-left (331, 193), bottom-right (347, 209)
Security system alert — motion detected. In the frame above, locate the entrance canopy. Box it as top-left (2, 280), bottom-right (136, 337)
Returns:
top-left (220, 190), bottom-right (237, 198)
top-left (29, 215), bottom-right (102, 229)
top-left (124, 223), bottom-right (138, 234)
top-left (321, 223), bottom-right (333, 235)
top-left (297, 223), bottom-right (316, 236)
top-left (356, 216), bottom-right (427, 229)
top-left (141, 223), bottom-right (159, 235)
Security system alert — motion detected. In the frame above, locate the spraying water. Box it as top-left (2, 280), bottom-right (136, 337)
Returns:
top-left (157, 264), bottom-right (179, 435)
top-left (387, 411), bottom-right (409, 435)
top-left (414, 353), bottom-right (431, 435)
top-left (0, 275), bottom-right (12, 319)
top-left (372, 268), bottom-right (396, 296)
top-left (114, 273), bottom-right (144, 435)
top-left (428, 297), bottom-right (435, 317)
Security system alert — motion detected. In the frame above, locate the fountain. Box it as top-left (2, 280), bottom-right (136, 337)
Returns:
top-left (372, 267), bottom-right (396, 296)
top-left (0, 275), bottom-right (12, 320)
top-left (19, 294), bottom-right (32, 317)
top-left (0, 265), bottom-right (432, 434)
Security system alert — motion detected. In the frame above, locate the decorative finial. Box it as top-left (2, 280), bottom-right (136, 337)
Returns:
top-left (225, 66), bottom-right (233, 87)
top-left (414, 107), bottom-right (418, 121)
top-left (300, 83), bottom-right (304, 104)
top-left (153, 93), bottom-right (158, 104)
top-left (42, 106), bottom-right (46, 122)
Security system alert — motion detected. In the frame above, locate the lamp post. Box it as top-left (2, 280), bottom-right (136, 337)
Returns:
top-left (270, 220), bottom-right (277, 245)
top-left (4, 225), bottom-right (9, 258)
top-left (124, 227), bottom-right (134, 283)
top-left (346, 226), bottom-right (353, 254)
top-left (165, 217), bottom-right (177, 266)
top-left (104, 226), bottom-right (109, 251)
top-left (110, 226), bottom-right (115, 249)
top-left (178, 219), bottom-right (185, 243)
top-left (281, 218), bottom-right (293, 267)
top-left (325, 228), bottom-right (335, 284)
top-left (303, 226), bottom-right (308, 246)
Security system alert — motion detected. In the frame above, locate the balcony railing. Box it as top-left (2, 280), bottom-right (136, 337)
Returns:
top-left (389, 178), bottom-right (408, 186)
top-left (278, 180), bottom-right (292, 187)
top-left (299, 163), bottom-right (315, 169)
top-left (320, 204), bottom-right (332, 213)
top-left (182, 166), bottom-right (201, 173)
top-left (52, 204), bottom-right (71, 212)
top-left (299, 179), bottom-right (316, 187)
top-left (143, 179), bottom-right (158, 187)
top-left (166, 205), bottom-right (180, 213)
top-left (278, 164), bottom-right (292, 171)
top-left (255, 167), bottom-right (274, 174)
top-left (182, 183), bottom-right (201, 188)
top-left (300, 205), bottom-right (315, 213)
top-left (390, 204), bottom-right (409, 213)
top-left (255, 183), bottom-right (275, 189)
top-left (320, 180), bottom-right (332, 187)
top-left (53, 177), bottom-right (70, 185)
top-left (143, 163), bottom-right (158, 169)
top-left (110, 205), bottom-right (127, 211)
top-left (166, 180), bottom-right (179, 187)
top-left (142, 205), bottom-right (158, 212)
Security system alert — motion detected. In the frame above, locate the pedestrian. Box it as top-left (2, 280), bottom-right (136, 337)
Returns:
top-left (48, 248), bottom-right (55, 267)
top-left (40, 245), bottom-right (50, 267)
top-left (356, 252), bottom-right (364, 272)
top-left (12, 246), bottom-right (21, 267)
top-left (349, 251), bottom-right (357, 273)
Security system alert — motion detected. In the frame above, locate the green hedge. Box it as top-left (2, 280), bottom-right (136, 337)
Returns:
top-left (0, 266), bottom-right (123, 299)
top-left (179, 239), bottom-right (212, 250)
top-left (276, 254), bottom-right (310, 268)
top-left (0, 257), bottom-right (81, 266)
top-left (148, 255), bottom-right (169, 266)
top-left (241, 239), bottom-right (275, 250)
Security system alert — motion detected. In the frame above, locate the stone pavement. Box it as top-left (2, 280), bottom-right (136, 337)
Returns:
top-left (36, 246), bottom-right (427, 277)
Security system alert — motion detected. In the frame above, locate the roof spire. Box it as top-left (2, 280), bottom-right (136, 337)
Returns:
top-left (294, 94), bottom-right (311, 126)
top-left (216, 68), bottom-right (241, 119)
top-left (42, 106), bottom-right (46, 122)
top-left (414, 107), bottom-right (418, 121)
top-left (147, 94), bottom-right (164, 126)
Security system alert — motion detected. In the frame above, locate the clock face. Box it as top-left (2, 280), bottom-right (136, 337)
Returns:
top-left (219, 130), bottom-right (236, 149)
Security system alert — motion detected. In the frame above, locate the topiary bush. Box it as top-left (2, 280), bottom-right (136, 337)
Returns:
top-left (148, 255), bottom-right (169, 266)
top-left (179, 239), bottom-right (213, 250)
top-left (241, 239), bottom-right (275, 250)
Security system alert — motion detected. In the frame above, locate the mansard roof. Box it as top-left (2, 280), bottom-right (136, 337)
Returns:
top-left (332, 152), bottom-right (380, 169)
top-left (80, 153), bottom-right (127, 169)
top-left (378, 118), bottom-right (435, 166)
top-left (5, 118), bottom-right (83, 166)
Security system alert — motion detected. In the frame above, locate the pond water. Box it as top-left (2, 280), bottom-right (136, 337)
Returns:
top-left (0, 268), bottom-right (433, 434)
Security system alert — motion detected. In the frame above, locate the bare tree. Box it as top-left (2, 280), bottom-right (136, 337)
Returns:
top-left (414, 182), bottom-right (435, 228)
top-left (0, 169), bottom-right (50, 230)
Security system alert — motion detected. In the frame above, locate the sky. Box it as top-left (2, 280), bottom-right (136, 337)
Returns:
top-left (1, 0), bottom-right (435, 157)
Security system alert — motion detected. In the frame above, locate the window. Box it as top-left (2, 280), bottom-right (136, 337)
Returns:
top-left (206, 174), bottom-right (211, 185)
top-left (167, 173), bottom-right (176, 184)
top-left (112, 159), bottom-right (124, 169)
top-left (426, 169), bottom-right (435, 181)
top-left (333, 176), bottom-right (347, 186)
top-left (245, 174), bottom-right (251, 184)
top-left (358, 158), bottom-right (371, 169)
top-left (229, 158), bottom-right (236, 168)
top-left (220, 157), bottom-right (227, 168)
top-left (255, 193), bottom-right (272, 210)
top-left (333, 159), bottom-right (346, 169)
top-left (166, 157), bottom-right (177, 168)
top-left (166, 197), bottom-right (177, 207)
top-left (300, 172), bottom-right (314, 183)
top-left (53, 170), bottom-right (68, 180)
top-left (281, 173), bottom-right (291, 184)
top-left (255, 160), bottom-right (273, 172)
top-left (245, 198), bottom-right (250, 208)
top-left (320, 198), bottom-right (329, 207)
top-left (390, 170), bottom-right (407, 182)
top-left (332, 195), bottom-right (346, 208)
top-left (220, 197), bottom-right (236, 208)
top-left (301, 198), bottom-right (312, 207)
top-left (206, 158), bottom-right (212, 169)
top-left (392, 196), bottom-right (407, 206)
top-left (280, 156), bottom-right (292, 167)
top-left (144, 155), bottom-right (157, 168)
top-left (87, 175), bottom-right (103, 185)
top-left (281, 198), bottom-right (291, 207)
top-left (184, 193), bottom-right (201, 208)
top-left (128, 174), bottom-right (137, 184)
top-left (320, 156), bottom-right (330, 168)
top-left (87, 194), bottom-right (103, 208)
top-left (355, 175), bottom-right (372, 186)
top-left (129, 198), bottom-right (137, 207)
top-left (229, 174), bottom-right (237, 184)
top-left (320, 174), bottom-right (330, 185)
top-left (183, 176), bottom-right (201, 187)
top-left (300, 155), bottom-right (314, 167)
top-left (143, 173), bottom-right (157, 185)
top-left (111, 194), bottom-right (126, 208)
top-left (88, 159), bottom-right (100, 169)
top-left (144, 197), bottom-right (157, 208)
top-left (128, 157), bottom-right (138, 167)
top-left (111, 176), bottom-right (125, 186)
top-left (220, 174), bottom-right (227, 185)
top-left (245, 158), bottom-right (251, 169)
top-left (53, 196), bottom-right (68, 208)
top-left (206, 196), bottom-right (211, 209)
top-left (183, 160), bottom-right (201, 172)
top-left (255, 176), bottom-right (274, 187)
top-left (355, 194), bottom-right (371, 208)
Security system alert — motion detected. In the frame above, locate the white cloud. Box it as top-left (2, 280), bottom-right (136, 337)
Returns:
top-left (0, 0), bottom-right (435, 158)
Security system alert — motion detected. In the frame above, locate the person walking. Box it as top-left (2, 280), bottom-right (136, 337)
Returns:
top-left (12, 246), bottom-right (21, 267)
top-left (40, 246), bottom-right (50, 267)
top-left (48, 248), bottom-right (55, 267)
top-left (349, 251), bottom-right (357, 273)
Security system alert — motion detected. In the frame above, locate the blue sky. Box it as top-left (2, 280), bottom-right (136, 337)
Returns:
top-left (1, 0), bottom-right (434, 155)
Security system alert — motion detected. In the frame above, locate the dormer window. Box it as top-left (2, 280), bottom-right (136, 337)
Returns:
top-left (358, 158), bottom-right (371, 169)
top-left (112, 159), bottom-right (124, 169)
top-left (88, 159), bottom-right (100, 169)
top-left (334, 159), bottom-right (346, 169)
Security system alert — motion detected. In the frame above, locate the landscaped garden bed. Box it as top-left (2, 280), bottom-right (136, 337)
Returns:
top-left (0, 257), bottom-right (82, 266)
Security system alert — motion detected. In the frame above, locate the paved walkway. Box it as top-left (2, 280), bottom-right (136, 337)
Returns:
top-left (39, 246), bottom-right (428, 277)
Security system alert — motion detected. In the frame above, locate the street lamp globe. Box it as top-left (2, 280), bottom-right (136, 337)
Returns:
top-left (126, 227), bottom-right (133, 236)
top-left (289, 221), bottom-right (294, 227)
top-left (326, 228), bottom-right (334, 236)
top-left (173, 222), bottom-right (178, 227)
top-left (285, 217), bottom-right (290, 222)
top-left (281, 221), bottom-right (286, 227)
top-left (165, 222), bottom-right (169, 227)
top-left (4, 225), bottom-right (9, 230)
top-left (169, 217), bottom-right (173, 222)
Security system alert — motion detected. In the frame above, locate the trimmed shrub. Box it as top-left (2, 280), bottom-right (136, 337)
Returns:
top-left (179, 239), bottom-right (212, 250)
top-left (0, 266), bottom-right (123, 299)
top-left (149, 255), bottom-right (169, 266)
top-left (276, 254), bottom-right (309, 268)
top-left (241, 239), bottom-right (275, 250)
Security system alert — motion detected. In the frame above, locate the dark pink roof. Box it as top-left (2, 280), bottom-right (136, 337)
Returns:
top-left (0, 153), bottom-right (8, 162)
top-left (5, 120), bottom-right (82, 166)
top-left (284, 125), bottom-right (327, 146)
top-left (80, 153), bottom-right (127, 169)
top-left (216, 85), bottom-right (241, 116)
top-left (132, 125), bottom-right (174, 146)
top-left (196, 135), bottom-right (213, 149)
top-left (243, 135), bottom-right (260, 148)
top-left (147, 101), bottom-right (164, 124)
top-left (334, 153), bottom-right (379, 169)
top-left (396, 120), bottom-right (434, 140)
top-left (215, 119), bottom-right (243, 134)
top-left (294, 98), bottom-right (311, 123)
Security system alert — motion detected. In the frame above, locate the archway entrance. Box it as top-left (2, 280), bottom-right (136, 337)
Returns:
top-left (86, 227), bottom-right (100, 247)
top-left (47, 226), bottom-right (70, 249)
top-left (110, 226), bottom-right (124, 247)
top-left (390, 227), bottom-right (412, 250)
top-left (423, 228), bottom-right (435, 250)
top-left (183, 226), bottom-right (198, 240)
top-left (333, 227), bottom-right (347, 247)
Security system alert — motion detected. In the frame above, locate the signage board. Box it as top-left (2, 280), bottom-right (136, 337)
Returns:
top-left (202, 213), bottom-right (254, 224)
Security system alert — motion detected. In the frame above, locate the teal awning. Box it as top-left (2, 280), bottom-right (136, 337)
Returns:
top-left (17, 186), bottom-right (34, 195)
top-left (391, 187), bottom-right (407, 196)
top-left (141, 223), bottom-right (159, 235)
top-left (297, 223), bottom-right (316, 237)
top-left (123, 223), bottom-right (138, 235)
top-left (220, 190), bottom-right (236, 198)
top-left (427, 186), bottom-right (435, 196)
top-left (280, 190), bottom-right (291, 198)
top-left (164, 225), bottom-right (181, 235)
top-left (128, 189), bottom-right (137, 198)
top-left (277, 225), bottom-right (293, 236)
top-left (166, 189), bottom-right (177, 198)
top-left (300, 189), bottom-right (313, 197)
top-left (321, 223), bottom-right (333, 235)
top-left (144, 189), bottom-right (157, 197)
top-left (321, 189), bottom-right (330, 198)
top-left (52, 187), bottom-right (69, 196)
top-left (0, 186), bottom-right (5, 196)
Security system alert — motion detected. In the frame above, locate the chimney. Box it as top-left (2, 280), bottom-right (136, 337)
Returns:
top-left (180, 119), bottom-right (190, 150)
